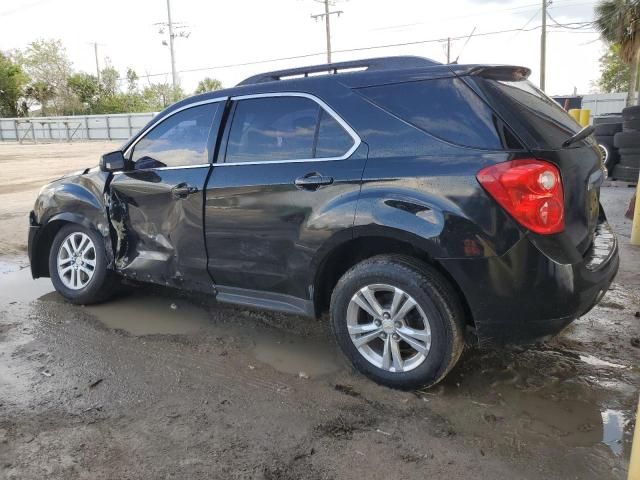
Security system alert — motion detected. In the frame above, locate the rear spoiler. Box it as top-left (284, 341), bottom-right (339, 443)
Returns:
top-left (464, 66), bottom-right (531, 81)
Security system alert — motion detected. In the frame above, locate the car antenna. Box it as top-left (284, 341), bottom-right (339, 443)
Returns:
top-left (453, 26), bottom-right (477, 64)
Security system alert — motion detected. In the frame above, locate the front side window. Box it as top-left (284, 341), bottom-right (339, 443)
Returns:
top-left (225, 96), bottom-right (355, 163)
top-left (131, 103), bottom-right (218, 169)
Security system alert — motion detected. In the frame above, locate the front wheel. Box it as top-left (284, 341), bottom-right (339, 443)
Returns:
top-left (330, 255), bottom-right (465, 389)
top-left (49, 224), bottom-right (118, 305)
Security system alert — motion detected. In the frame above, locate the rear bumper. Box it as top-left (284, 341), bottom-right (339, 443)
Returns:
top-left (439, 219), bottom-right (619, 345)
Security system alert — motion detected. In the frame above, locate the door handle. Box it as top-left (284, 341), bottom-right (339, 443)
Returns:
top-left (171, 183), bottom-right (199, 199)
top-left (294, 173), bottom-right (334, 190)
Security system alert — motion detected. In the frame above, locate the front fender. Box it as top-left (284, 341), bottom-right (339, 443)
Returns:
top-left (30, 172), bottom-right (113, 277)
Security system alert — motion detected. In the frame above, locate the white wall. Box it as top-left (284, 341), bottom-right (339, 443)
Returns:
top-left (582, 93), bottom-right (635, 117)
top-left (0, 112), bottom-right (157, 142)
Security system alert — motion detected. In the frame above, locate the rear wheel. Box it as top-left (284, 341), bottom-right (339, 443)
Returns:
top-left (330, 255), bottom-right (465, 389)
top-left (49, 224), bottom-right (118, 305)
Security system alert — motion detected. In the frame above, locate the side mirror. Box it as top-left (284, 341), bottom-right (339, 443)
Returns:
top-left (100, 150), bottom-right (126, 172)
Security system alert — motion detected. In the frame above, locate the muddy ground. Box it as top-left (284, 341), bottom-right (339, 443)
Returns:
top-left (0, 142), bottom-right (638, 479)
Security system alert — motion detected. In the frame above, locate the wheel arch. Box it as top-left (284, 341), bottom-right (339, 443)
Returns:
top-left (311, 227), bottom-right (474, 327)
top-left (31, 212), bottom-right (114, 278)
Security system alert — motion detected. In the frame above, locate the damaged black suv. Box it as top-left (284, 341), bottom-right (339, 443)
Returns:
top-left (29, 56), bottom-right (618, 388)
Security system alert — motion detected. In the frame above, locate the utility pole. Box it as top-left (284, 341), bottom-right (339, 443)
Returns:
top-left (540, 0), bottom-right (548, 91)
top-left (154, 3), bottom-right (189, 95)
top-left (311, 0), bottom-right (343, 64)
top-left (446, 37), bottom-right (451, 64)
top-left (166, 0), bottom-right (178, 92)
top-left (93, 42), bottom-right (100, 82)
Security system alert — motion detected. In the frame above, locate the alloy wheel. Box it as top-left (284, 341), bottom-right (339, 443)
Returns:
top-left (57, 232), bottom-right (97, 290)
top-left (346, 283), bottom-right (432, 373)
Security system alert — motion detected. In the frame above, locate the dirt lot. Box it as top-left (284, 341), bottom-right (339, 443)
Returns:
top-left (0, 142), bottom-right (639, 479)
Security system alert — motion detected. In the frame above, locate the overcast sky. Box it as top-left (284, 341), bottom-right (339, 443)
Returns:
top-left (1, 0), bottom-right (603, 96)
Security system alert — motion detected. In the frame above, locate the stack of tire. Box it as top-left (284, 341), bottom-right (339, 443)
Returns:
top-left (612, 106), bottom-right (640, 184)
top-left (594, 114), bottom-right (622, 173)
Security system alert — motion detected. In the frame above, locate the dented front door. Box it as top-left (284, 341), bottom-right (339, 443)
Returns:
top-left (107, 100), bottom-right (223, 293)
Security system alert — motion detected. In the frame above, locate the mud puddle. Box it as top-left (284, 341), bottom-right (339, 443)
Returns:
top-left (0, 263), bottom-right (342, 377)
top-left (87, 293), bottom-right (212, 335)
top-left (432, 346), bottom-right (637, 460)
top-left (0, 267), bottom-right (54, 303)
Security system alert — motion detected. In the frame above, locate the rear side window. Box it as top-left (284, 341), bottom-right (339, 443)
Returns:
top-left (316, 109), bottom-right (354, 158)
top-left (358, 78), bottom-right (520, 150)
top-left (225, 96), bottom-right (355, 163)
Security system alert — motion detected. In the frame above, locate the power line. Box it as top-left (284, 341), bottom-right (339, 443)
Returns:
top-left (368, 0), bottom-right (597, 33)
top-left (124, 21), bottom-right (597, 81)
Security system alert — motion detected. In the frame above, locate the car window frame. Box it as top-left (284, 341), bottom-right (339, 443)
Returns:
top-left (218, 92), bottom-right (361, 166)
top-left (122, 97), bottom-right (228, 171)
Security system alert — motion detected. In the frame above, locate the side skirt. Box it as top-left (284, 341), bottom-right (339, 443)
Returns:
top-left (215, 285), bottom-right (315, 318)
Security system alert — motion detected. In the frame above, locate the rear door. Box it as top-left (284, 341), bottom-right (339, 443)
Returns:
top-left (109, 99), bottom-right (225, 292)
top-left (204, 93), bottom-right (367, 306)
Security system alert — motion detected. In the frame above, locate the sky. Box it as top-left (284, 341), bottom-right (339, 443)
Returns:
top-left (1, 0), bottom-right (604, 96)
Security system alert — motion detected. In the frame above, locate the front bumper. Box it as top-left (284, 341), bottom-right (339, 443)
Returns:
top-left (439, 219), bottom-right (619, 345)
top-left (28, 211), bottom-right (42, 278)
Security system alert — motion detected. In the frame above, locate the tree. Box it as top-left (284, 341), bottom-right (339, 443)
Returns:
top-left (67, 73), bottom-right (99, 111)
top-left (126, 68), bottom-right (139, 93)
top-left (195, 77), bottom-right (223, 94)
top-left (99, 65), bottom-right (119, 96)
top-left (141, 82), bottom-right (182, 110)
top-left (0, 52), bottom-right (28, 117)
top-left (595, 0), bottom-right (640, 106)
top-left (17, 39), bottom-right (73, 115)
top-left (598, 44), bottom-right (637, 92)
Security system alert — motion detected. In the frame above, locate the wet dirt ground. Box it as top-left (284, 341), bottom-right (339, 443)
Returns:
top-left (0, 142), bottom-right (639, 479)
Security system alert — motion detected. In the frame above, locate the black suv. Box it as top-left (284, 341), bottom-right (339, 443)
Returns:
top-left (29, 56), bottom-right (618, 388)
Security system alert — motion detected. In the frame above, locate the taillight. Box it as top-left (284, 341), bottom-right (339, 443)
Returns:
top-left (476, 159), bottom-right (564, 234)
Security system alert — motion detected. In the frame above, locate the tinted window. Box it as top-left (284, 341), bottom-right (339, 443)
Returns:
top-left (226, 97), bottom-right (319, 163)
top-left (315, 109), bottom-right (354, 158)
top-left (131, 103), bottom-right (217, 169)
top-left (359, 78), bottom-right (513, 150)
top-left (481, 79), bottom-right (591, 148)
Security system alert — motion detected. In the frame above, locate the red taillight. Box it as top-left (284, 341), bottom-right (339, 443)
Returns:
top-left (476, 159), bottom-right (564, 235)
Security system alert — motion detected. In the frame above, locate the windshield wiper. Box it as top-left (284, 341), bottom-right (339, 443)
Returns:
top-left (562, 125), bottom-right (594, 148)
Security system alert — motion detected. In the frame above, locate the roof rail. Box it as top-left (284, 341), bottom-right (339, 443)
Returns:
top-left (237, 56), bottom-right (441, 86)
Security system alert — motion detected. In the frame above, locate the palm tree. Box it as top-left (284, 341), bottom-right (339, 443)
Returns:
top-left (595, 0), bottom-right (640, 106)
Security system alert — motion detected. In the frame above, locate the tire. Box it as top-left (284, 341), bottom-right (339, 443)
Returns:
top-left (594, 123), bottom-right (622, 136)
top-left (619, 154), bottom-right (640, 168)
top-left (329, 255), bottom-right (465, 389)
top-left (611, 164), bottom-right (639, 184)
top-left (49, 223), bottom-right (118, 305)
top-left (614, 131), bottom-right (640, 149)
top-left (594, 115), bottom-right (622, 125)
top-left (618, 147), bottom-right (640, 156)
top-left (598, 141), bottom-right (620, 169)
top-left (622, 105), bottom-right (640, 121)
top-left (623, 118), bottom-right (640, 131)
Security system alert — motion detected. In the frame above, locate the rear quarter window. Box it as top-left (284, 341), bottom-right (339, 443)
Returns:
top-left (470, 78), bottom-right (593, 149)
top-left (358, 78), bottom-right (521, 150)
